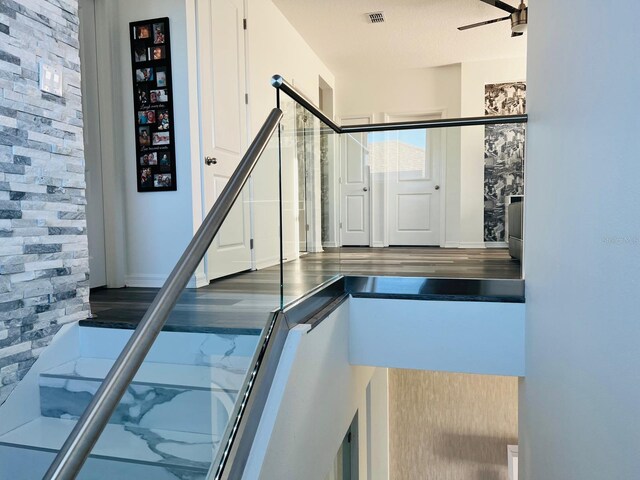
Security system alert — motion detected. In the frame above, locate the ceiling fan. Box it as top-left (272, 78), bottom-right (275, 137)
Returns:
top-left (458, 0), bottom-right (528, 37)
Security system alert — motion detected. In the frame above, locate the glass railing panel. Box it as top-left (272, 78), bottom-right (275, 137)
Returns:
top-left (276, 87), bottom-right (525, 281)
top-left (49, 132), bottom-right (285, 479)
top-left (277, 95), bottom-right (342, 302)
top-left (356, 123), bottom-right (524, 279)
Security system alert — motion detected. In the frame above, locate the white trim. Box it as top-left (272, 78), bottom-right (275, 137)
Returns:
top-left (459, 241), bottom-right (487, 249)
top-left (438, 125), bottom-right (447, 247)
top-left (485, 241), bottom-right (509, 248)
top-left (444, 242), bottom-right (461, 248)
top-left (255, 256), bottom-right (279, 271)
top-left (125, 272), bottom-right (207, 288)
top-left (95, 0), bottom-right (126, 288)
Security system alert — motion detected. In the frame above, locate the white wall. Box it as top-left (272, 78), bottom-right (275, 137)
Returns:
top-left (94, 0), bottom-right (204, 288)
top-left (246, 0), bottom-right (336, 266)
top-left (521, 1), bottom-right (640, 479)
top-left (349, 297), bottom-right (525, 376)
top-left (459, 58), bottom-right (526, 247)
top-left (244, 302), bottom-right (378, 480)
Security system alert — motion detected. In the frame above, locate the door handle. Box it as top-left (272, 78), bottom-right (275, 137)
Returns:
top-left (434, 185), bottom-right (440, 190)
top-left (363, 187), bottom-right (368, 192)
top-left (205, 156), bottom-right (217, 166)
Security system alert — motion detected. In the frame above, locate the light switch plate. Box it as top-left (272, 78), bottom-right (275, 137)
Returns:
top-left (39, 62), bottom-right (63, 97)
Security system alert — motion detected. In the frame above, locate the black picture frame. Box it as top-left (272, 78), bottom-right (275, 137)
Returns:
top-left (129, 17), bottom-right (177, 192)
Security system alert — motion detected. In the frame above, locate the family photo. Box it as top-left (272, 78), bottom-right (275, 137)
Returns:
top-left (153, 131), bottom-right (170, 146)
top-left (136, 68), bottom-right (154, 82)
top-left (154, 173), bottom-right (172, 188)
top-left (157, 110), bottom-right (169, 130)
top-left (138, 110), bottom-right (155, 125)
top-left (150, 89), bottom-right (168, 103)
top-left (156, 68), bottom-right (167, 87)
top-left (140, 167), bottom-right (152, 187)
top-left (153, 23), bottom-right (165, 44)
top-left (138, 126), bottom-right (150, 146)
top-left (140, 152), bottom-right (157, 166)
top-left (134, 46), bottom-right (147, 62)
top-left (150, 46), bottom-right (165, 61)
top-left (134, 24), bottom-right (150, 39)
top-left (158, 151), bottom-right (170, 166)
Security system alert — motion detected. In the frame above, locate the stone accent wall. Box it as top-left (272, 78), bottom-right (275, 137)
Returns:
top-left (0, 0), bottom-right (89, 404)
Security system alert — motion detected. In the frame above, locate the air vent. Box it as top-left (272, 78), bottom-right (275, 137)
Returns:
top-left (366, 11), bottom-right (385, 24)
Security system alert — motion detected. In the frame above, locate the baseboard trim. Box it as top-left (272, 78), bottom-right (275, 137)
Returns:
top-left (485, 241), bottom-right (509, 248)
top-left (459, 242), bottom-right (486, 249)
top-left (444, 242), bottom-right (460, 248)
top-left (125, 273), bottom-right (205, 288)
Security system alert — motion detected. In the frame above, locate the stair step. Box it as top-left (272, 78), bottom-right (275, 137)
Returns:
top-left (0, 417), bottom-right (215, 479)
top-left (41, 357), bottom-right (248, 392)
top-left (39, 358), bottom-right (247, 436)
top-left (78, 326), bottom-right (260, 367)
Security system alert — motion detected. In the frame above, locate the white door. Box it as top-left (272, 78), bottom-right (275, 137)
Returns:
top-left (196, 0), bottom-right (251, 280)
top-left (384, 114), bottom-right (442, 246)
top-left (340, 132), bottom-right (370, 246)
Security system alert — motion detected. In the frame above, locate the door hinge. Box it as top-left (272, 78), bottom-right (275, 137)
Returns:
top-left (243, 18), bottom-right (247, 30)
top-left (347, 431), bottom-right (352, 443)
top-left (250, 238), bottom-right (254, 249)
top-left (245, 93), bottom-right (249, 105)
top-left (339, 222), bottom-right (343, 229)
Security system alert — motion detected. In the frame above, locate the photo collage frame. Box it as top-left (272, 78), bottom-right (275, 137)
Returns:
top-left (129, 17), bottom-right (177, 191)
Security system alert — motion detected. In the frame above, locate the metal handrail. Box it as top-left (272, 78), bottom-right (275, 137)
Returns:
top-left (43, 108), bottom-right (283, 480)
top-left (271, 74), bottom-right (528, 132)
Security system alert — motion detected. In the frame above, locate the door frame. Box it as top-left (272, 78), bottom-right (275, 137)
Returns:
top-left (383, 109), bottom-right (447, 248)
top-left (338, 115), bottom-right (373, 247)
top-left (79, 0), bottom-right (127, 288)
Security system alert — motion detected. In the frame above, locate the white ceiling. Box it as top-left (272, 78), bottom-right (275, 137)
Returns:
top-left (271, 0), bottom-right (527, 74)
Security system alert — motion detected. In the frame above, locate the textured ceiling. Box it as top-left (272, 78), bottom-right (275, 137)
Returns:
top-left (272, 0), bottom-right (527, 73)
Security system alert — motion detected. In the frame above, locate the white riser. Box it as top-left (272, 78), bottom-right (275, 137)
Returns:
top-left (38, 357), bottom-right (245, 436)
top-left (39, 379), bottom-right (231, 436)
top-left (79, 327), bottom-right (260, 365)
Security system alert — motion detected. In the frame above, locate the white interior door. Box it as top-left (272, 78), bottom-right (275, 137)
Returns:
top-left (384, 114), bottom-right (442, 246)
top-left (196, 0), bottom-right (250, 280)
top-left (340, 132), bottom-right (370, 246)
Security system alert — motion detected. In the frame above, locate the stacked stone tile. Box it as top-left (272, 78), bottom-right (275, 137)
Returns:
top-left (0, 0), bottom-right (89, 404)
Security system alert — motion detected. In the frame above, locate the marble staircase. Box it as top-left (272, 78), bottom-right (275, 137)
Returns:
top-left (0, 325), bottom-right (260, 480)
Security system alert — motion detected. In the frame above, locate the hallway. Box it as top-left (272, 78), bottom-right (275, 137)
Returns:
top-left (87, 247), bottom-right (521, 333)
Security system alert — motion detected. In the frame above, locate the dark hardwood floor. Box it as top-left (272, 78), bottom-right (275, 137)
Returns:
top-left (88, 247), bottom-right (521, 334)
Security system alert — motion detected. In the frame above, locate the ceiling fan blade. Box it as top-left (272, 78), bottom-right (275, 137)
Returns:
top-left (458, 15), bottom-right (510, 31)
top-left (479, 0), bottom-right (518, 14)
top-left (511, 31), bottom-right (524, 37)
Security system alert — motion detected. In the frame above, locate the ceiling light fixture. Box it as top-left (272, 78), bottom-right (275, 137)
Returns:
top-left (510, 1), bottom-right (528, 33)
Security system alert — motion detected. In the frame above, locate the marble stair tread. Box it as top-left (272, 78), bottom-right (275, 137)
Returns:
top-left (41, 357), bottom-right (250, 392)
top-left (0, 417), bottom-right (217, 470)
